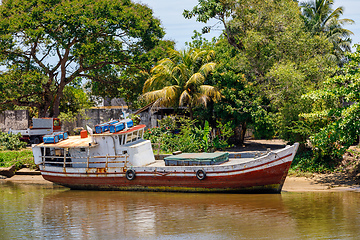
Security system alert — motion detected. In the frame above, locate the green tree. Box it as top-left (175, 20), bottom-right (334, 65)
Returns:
top-left (0, 0), bottom-right (164, 117)
top-left (88, 40), bottom-right (175, 109)
top-left (59, 79), bottom-right (93, 118)
top-left (302, 45), bottom-right (360, 161)
top-left (142, 48), bottom-right (221, 119)
top-left (184, 0), bottom-right (334, 145)
top-left (300, 0), bottom-right (354, 64)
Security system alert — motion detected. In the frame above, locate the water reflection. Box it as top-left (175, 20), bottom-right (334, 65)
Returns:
top-left (1, 182), bottom-right (360, 239)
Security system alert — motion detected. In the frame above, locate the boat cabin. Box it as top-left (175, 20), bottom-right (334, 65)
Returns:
top-left (32, 123), bottom-right (156, 170)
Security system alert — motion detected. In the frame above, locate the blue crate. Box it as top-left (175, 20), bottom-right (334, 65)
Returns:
top-left (95, 124), bottom-right (105, 134)
top-left (57, 132), bottom-right (64, 140)
top-left (95, 120), bottom-right (119, 133)
top-left (109, 122), bottom-right (125, 133)
top-left (55, 132), bottom-right (68, 140)
top-left (121, 119), bottom-right (133, 128)
top-left (63, 132), bottom-right (68, 140)
top-left (43, 134), bottom-right (59, 144)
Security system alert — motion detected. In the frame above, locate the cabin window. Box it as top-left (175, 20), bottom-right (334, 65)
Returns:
top-left (121, 128), bottom-right (144, 144)
top-left (132, 131), bottom-right (137, 142)
top-left (53, 119), bottom-right (60, 127)
top-left (126, 132), bottom-right (133, 143)
top-left (119, 135), bottom-right (124, 145)
top-left (135, 130), bottom-right (141, 141)
top-left (80, 148), bottom-right (86, 152)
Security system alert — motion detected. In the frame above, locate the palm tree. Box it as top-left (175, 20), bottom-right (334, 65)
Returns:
top-left (300, 0), bottom-right (354, 64)
top-left (142, 48), bottom-right (221, 120)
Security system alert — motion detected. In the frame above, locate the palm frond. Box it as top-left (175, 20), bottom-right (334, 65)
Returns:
top-left (195, 94), bottom-right (210, 108)
top-left (186, 72), bottom-right (205, 89)
top-left (199, 62), bottom-right (216, 78)
top-left (179, 90), bottom-right (191, 107)
top-left (200, 85), bottom-right (222, 102)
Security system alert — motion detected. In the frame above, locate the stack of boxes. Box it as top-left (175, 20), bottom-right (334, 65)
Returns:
top-left (43, 131), bottom-right (68, 144)
top-left (43, 118), bottom-right (134, 144)
top-left (95, 119), bottom-right (133, 134)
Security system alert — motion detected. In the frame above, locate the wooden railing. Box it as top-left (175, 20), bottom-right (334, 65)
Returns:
top-left (40, 154), bottom-right (129, 169)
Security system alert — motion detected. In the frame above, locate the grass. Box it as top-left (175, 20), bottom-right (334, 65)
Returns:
top-left (0, 148), bottom-right (36, 169)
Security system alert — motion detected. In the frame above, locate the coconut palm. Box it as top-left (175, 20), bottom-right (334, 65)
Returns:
top-left (142, 48), bottom-right (221, 120)
top-left (300, 0), bottom-right (354, 63)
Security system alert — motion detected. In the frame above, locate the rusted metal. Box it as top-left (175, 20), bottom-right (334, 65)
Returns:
top-left (96, 168), bottom-right (107, 173)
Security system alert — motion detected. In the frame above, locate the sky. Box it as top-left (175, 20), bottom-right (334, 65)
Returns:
top-left (137, 0), bottom-right (360, 50)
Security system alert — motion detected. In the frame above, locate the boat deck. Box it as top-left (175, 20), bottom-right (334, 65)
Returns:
top-left (146, 157), bottom-right (255, 167)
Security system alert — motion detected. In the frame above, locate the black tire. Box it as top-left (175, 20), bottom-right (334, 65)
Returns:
top-left (33, 137), bottom-right (40, 144)
top-left (30, 136), bottom-right (40, 144)
top-left (196, 169), bottom-right (206, 180)
top-left (126, 169), bottom-right (136, 180)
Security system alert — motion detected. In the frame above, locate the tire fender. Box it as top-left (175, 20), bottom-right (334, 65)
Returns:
top-left (196, 169), bottom-right (206, 180)
top-left (126, 169), bottom-right (136, 180)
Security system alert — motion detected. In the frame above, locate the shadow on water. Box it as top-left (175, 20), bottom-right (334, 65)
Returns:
top-left (1, 182), bottom-right (360, 239)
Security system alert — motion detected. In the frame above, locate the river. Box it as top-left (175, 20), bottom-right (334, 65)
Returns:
top-left (1, 182), bottom-right (360, 239)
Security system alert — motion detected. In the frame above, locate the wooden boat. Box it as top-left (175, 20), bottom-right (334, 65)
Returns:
top-left (32, 121), bottom-right (299, 193)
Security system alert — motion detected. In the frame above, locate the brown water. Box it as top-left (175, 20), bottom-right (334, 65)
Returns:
top-left (1, 182), bottom-right (360, 239)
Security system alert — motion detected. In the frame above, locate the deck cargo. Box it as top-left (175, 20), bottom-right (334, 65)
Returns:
top-left (164, 153), bottom-right (229, 166)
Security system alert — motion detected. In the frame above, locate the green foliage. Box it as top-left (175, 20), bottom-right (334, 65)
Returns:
top-left (0, 0), bottom-right (164, 117)
top-left (60, 80), bottom-right (93, 115)
top-left (143, 117), bottom-right (233, 153)
top-left (0, 68), bottom-right (47, 113)
top-left (185, 0), bottom-right (334, 145)
top-left (89, 40), bottom-right (175, 108)
top-left (141, 48), bottom-right (221, 119)
top-left (211, 121), bottom-right (234, 150)
top-left (0, 149), bottom-right (35, 169)
top-left (300, 0), bottom-right (354, 64)
top-left (291, 150), bottom-right (335, 173)
top-left (58, 79), bottom-right (93, 125)
top-left (250, 107), bottom-right (275, 139)
top-left (302, 45), bottom-right (360, 161)
top-left (0, 132), bottom-right (26, 151)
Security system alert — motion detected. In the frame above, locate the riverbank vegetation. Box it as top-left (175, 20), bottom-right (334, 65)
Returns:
top-left (0, 132), bottom-right (34, 169)
top-left (0, 149), bottom-right (34, 169)
top-left (0, 0), bottom-right (358, 173)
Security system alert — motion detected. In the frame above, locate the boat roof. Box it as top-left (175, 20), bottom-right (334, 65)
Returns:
top-left (37, 136), bottom-right (96, 148)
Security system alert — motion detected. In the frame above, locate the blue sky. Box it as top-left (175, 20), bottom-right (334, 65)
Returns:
top-left (137, 0), bottom-right (360, 50)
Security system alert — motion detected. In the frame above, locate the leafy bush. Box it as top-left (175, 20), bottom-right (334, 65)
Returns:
top-left (290, 150), bottom-right (336, 173)
top-left (0, 149), bottom-right (35, 169)
top-left (144, 117), bottom-right (233, 153)
top-left (300, 46), bottom-right (360, 164)
top-left (0, 132), bottom-right (26, 150)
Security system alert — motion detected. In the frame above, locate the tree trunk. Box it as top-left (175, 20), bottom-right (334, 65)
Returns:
top-left (233, 122), bottom-right (247, 146)
top-left (188, 105), bottom-right (194, 120)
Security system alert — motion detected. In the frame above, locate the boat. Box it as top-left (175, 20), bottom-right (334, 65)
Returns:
top-left (32, 119), bottom-right (299, 193)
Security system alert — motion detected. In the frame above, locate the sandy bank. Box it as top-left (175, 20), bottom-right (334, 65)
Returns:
top-left (283, 175), bottom-right (360, 192)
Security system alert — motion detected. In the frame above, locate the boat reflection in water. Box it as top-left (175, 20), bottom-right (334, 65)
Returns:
top-left (39, 190), bottom-right (298, 239)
